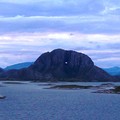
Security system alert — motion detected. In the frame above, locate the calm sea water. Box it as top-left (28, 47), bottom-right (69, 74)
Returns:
top-left (0, 81), bottom-right (120, 120)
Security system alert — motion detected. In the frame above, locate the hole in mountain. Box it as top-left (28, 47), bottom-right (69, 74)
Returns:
top-left (65, 62), bottom-right (68, 64)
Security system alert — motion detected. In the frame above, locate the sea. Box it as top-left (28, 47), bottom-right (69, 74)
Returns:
top-left (0, 81), bottom-right (120, 120)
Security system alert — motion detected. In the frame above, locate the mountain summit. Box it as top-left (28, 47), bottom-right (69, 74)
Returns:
top-left (0, 49), bottom-right (115, 82)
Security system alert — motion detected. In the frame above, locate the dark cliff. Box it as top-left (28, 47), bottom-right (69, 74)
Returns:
top-left (0, 49), bottom-right (115, 82)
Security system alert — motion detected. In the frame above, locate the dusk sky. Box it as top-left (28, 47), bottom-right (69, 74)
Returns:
top-left (0, 0), bottom-right (120, 68)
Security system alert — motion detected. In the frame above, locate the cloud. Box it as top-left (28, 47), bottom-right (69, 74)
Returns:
top-left (0, 15), bottom-right (120, 34)
top-left (80, 49), bottom-right (120, 68)
top-left (0, 52), bottom-right (37, 68)
top-left (0, 0), bottom-right (105, 16)
top-left (101, 0), bottom-right (120, 15)
top-left (0, 0), bottom-right (120, 34)
top-left (0, 0), bottom-right (120, 68)
top-left (0, 32), bottom-right (120, 67)
top-left (0, 0), bottom-right (119, 17)
top-left (1, 32), bottom-right (120, 50)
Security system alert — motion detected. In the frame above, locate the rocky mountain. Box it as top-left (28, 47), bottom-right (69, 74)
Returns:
top-left (0, 49), bottom-right (116, 82)
top-left (0, 68), bottom-right (4, 73)
top-left (5, 62), bottom-right (33, 70)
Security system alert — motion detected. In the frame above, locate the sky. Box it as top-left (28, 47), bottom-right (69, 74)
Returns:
top-left (0, 0), bottom-right (120, 68)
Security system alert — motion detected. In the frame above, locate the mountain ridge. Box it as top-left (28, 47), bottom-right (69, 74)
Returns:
top-left (0, 49), bottom-right (117, 82)
top-left (103, 67), bottom-right (120, 76)
top-left (5, 62), bottom-right (33, 70)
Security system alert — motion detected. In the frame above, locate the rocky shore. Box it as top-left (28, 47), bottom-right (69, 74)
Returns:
top-left (93, 85), bottom-right (120, 94)
top-left (46, 83), bottom-right (120, 94)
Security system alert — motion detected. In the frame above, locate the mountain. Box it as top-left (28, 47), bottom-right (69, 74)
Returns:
top-left (0, 68), bottom-right (4, 73)
top-left (103, 67), bottom-right (120, 76)
top-left (5, 62), bottom-right (33, 70)
top-left (0, 49), bottom-right (116, 82)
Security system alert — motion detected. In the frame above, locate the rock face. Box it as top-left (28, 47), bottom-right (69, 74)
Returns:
top-left (0, 68), bottom-right (4, 73)
top-left (0, 49), bottom-right (115, 82)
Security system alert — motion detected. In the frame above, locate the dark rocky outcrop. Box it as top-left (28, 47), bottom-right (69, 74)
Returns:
top-left (0, 49), bottom-right (116, 82)
top-left (0, 95), bottom-right (6, 99)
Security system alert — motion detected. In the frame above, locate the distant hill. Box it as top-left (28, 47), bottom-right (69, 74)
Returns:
top-left (5, 62), bottom-right (33, 70)
top-left (103, 67), bottom-right (120, 76)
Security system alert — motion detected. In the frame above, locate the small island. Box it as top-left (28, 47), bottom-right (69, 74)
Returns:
top-left (0, 95), bottom-right (6, 99)
top-left (47, 85), bottom-right (93, 89)
top-left (45, 83), bottom-right (120, 94)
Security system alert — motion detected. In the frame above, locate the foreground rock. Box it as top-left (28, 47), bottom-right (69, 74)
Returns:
top-left (0, 49), bottom-right (115, 82)
top-left (93, 84), bottom-right (120, 94)
top-left (0, 95), bottom-right (6, 99)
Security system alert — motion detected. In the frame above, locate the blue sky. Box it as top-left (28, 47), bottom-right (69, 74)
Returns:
top-left (0, 0), bottom-right (120, 68)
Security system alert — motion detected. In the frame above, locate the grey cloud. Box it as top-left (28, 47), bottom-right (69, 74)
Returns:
top-left (107, 43), bottom-right (120, 49)
top-left (84, 50), bottom-right (120, 67)
top-left (0, 0), bottom-right (120, 34)
top-left (91, 52), bottom-right (120, 60)
top-left (0, 0), bottom-right (120, 17)
top-left (0, 0), bottom-right (120, 68)
top-left (0, 16), bottom-right (66, 33)
top-left (0, 15), bottom-right (120, 34)
top-left (0, 0), bottom-right (105, 17)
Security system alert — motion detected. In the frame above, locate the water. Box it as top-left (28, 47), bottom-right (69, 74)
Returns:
top-left (0, 81), bottom-right (120, 120)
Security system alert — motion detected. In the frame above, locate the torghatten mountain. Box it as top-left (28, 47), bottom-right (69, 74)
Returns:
top-left (0, 49), bottom-right (117, 82)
